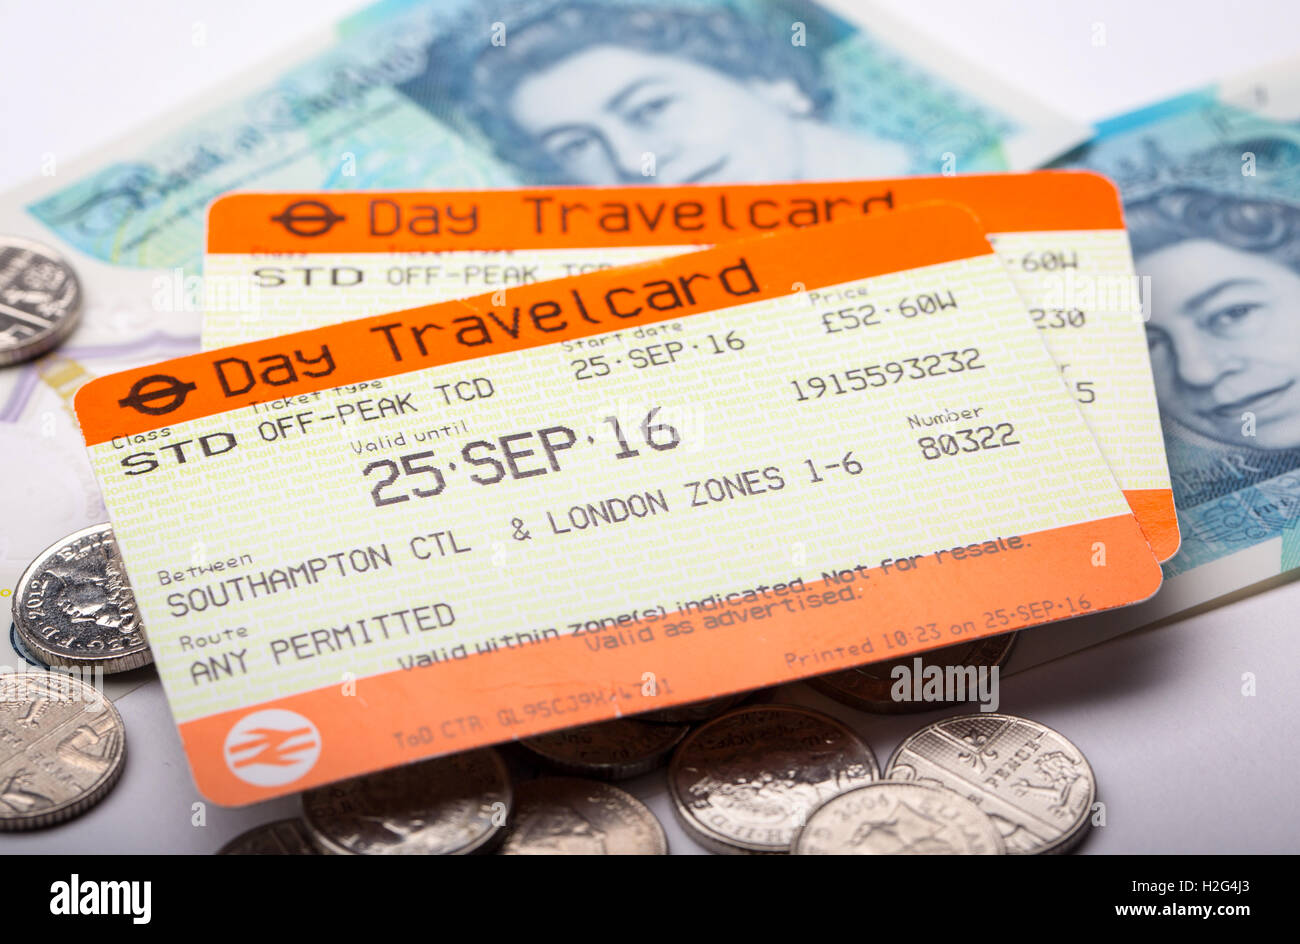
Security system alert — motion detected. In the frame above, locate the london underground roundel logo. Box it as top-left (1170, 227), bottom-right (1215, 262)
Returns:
top-left (271, 200), bottom-right (346, 237)
top-left (223, 709), bottom-right (321, 787)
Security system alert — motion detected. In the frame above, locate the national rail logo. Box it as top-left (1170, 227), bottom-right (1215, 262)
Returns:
top-left (223, 708), bottom-right (321, 787)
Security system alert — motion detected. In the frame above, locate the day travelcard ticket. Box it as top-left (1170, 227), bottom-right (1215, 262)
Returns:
top-left (80, 204), bottom-right (1162, 804)
top-left (204, 173), bottom-right (1178, 561)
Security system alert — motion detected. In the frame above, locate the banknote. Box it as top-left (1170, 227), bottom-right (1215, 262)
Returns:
top-left (1011, 56), bottom-right (1300, 668)
top-left (18, 0), bottom-right (1088, 273)
top-left (0, 0), bottom-right (1088, 690)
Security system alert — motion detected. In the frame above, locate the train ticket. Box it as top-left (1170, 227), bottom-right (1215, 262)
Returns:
top-left (204, 173), bottom-right (1177, 560)
top-left (82, 203), bottom-right (1161, 804)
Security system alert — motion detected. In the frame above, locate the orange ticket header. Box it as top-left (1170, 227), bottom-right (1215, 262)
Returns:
top-left (84, 202), bottom-right (991, 444)
top-left (206, 171), bottom-right (1124, 254)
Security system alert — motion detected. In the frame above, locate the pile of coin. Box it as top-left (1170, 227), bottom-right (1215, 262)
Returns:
top-left (215, 702), bottom-right (1094, 855)
top-left (659, 703), bottom-right (1094, 855)
top-left (2, 523), bottom-right (147, 832)
top-left (216, 644), bottom-right (1096, 854)
top-left (6, 527), bottom-right (1094, 854)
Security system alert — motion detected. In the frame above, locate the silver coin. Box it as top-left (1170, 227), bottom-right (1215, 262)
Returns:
top-left (792, 781), bottom-right (1004, 854)
top-left (520, 718), bottom-right (688, 780)
top-left (668, 704), bottom-right (878, 854)
top-left (0, 237), bottom-right (83, 367)
top-left (886, 713), bottom-right (1096, 854)
top-left (301, 748), bottom-right (512, 855)
top-left (638, 692), bottom-right (752, 724)
top-left (12, 524), bottom-right (151, 675)
top-left (0, 672), bottom-right (126, 830)
top-left (218, 819), bottom-right (321, 855)
top-left (499, 777), bottom-right (668, 855)
top-left (806, 633), bottom-right (1017, 714)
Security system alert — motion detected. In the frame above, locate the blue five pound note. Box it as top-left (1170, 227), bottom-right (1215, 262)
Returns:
top-left (1061, 68), bottom-right (1300, 582)
top-left (24, 0), bottom-right (1080, 271)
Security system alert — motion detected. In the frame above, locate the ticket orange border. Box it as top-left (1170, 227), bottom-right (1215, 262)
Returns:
top-left (206, 171), bottom-right (1126, 254)
top-left (82, 203), bottom-right (992, 443)
top-left (1125, 489), bottom-right (1178, 562)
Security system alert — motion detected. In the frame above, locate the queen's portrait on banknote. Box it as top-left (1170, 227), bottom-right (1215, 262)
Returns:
top-left (1063, 76), bottom-right (1300, 581)
top-left (1128, 187), bottom-right (1300, 513)
top-left (410, 1), bottom-right (911, 184)
top-left (395, 0), bottom-right (1025, 185)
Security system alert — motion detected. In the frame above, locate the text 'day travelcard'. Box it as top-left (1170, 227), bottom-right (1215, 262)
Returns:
top-left (206, 174), bottom-right (1176, 560)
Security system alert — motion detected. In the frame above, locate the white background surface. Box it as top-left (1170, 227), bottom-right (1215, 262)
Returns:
top-left (1, 0), bottom-right (1298, 854)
